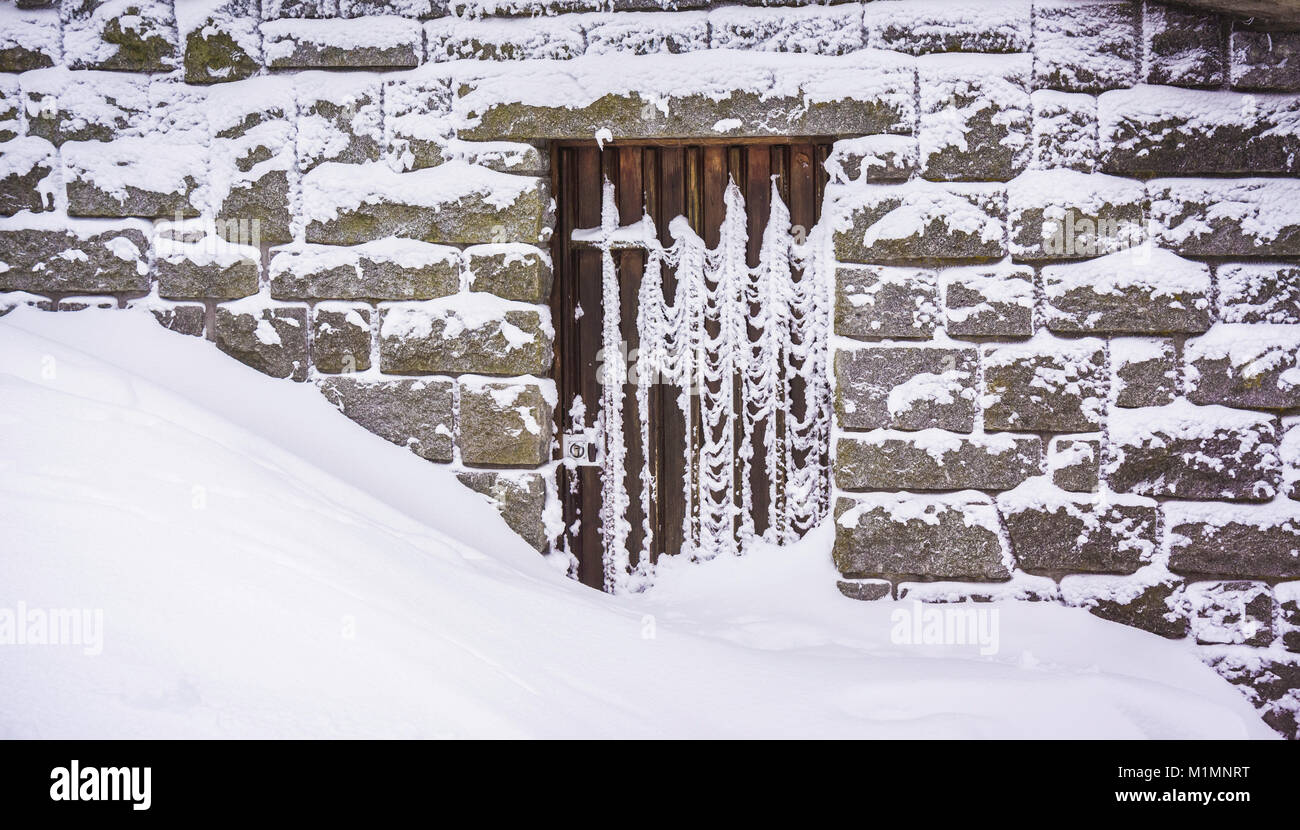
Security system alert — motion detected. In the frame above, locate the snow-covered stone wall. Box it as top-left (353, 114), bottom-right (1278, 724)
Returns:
top-left (1, 0), bottom-right (1298, 736)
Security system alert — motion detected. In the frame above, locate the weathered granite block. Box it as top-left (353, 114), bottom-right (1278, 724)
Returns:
top-left (311, 303), bottom-right (372, 374)
top-left (1150, 178), bottom-right (1300, 257)
top-left (319, 376), bottom-right (455, 463)
top-left (1112, 338), bottom-right (1178, 408)
top-left (425, 15), bottom-right (586, 61)
top-left (262, 17), bottom-right (422, 68)
top-left (1048, 437), bottom-right (1100, 492)
top-left (0, 4), bottom-right (60, 70)
top-left (1143, 3), bottom-right (1224, 87)
top-left (455, 52), bottom-right (914, 141)
top-left (834, 266), bottom-right (939, 340)
top-left (464, 244), bottom-right (552, 304)
top-left (209, 78), bottom-right (297, 246)
top-left (384, 77), bottom-right (453, 172)
top-left (148, 302), bottom-right (206, 337)
top-left (1061, 566), bottom-right (1189, 638)
top-left (0, 222), bottom-right (150, 294)
top-left (64, 0), bottom-right (177, 72)
top-left (865, 0), bottom-right (1030, 55)
top-left (1186, 324), bottom-right (1300, 410)
top-left (709, 4), bottom-right (865, 56)
top-left (834, 493), bottom-right (1010, 581)
top-left (836, 431), bottom-right (1041, 491)
top-left (835, 345), bottom-right (978, 432)
top-left (379, 299), bottom-right (553, 376)
top-left (0, 136), bottom-right (58, 216)
top-left (338, 1), bottom-right (450, 17)
top-left (835, 578), bottom-right (893, 602)
top-left (1107, 402), bottom-right (1281, 502)
top-left (303, 162), bottom-right (551, 246)
top-left (262, 0), bottom-right (337, 17)
top-left (1029, 90), bottom-right (1098, 172)
top-left (1204, 651), bottom-right (1300, 739)
top-left (1007, 169), bottom-right (1146, 260)
top-left (833, 183), bottom-right (1006, 263)
top-left (57, 295), bottom-right (117, 312)
top-left (1230, 30), bottom-right (1300, 91)
top-left (1042, 249), bottom-right (1212, 334)
top-left (271, 241), bottom-right (461, 301)
top-left (940, 263), bottom-right (1034, 337)
top-left (918, 53), bottom-right (1031, 182)
top-left (999, 485), bottom-right (1156, 574)
top-left (1099, 88), bottom-right (1300, 174)
top-left (459, 379), bottom-right (554, 468)
top-left (20, 68), bottom-right (148, 145)
top-left (0, 78), bottom-right (20, 142)
top-left (982, 338), bottom-right (1107, 432)
top-left (1032, 0), bottom-right (1139, 93)
top-left (457, 471), bottom-right (549, 552)
top-left (181, 1), bottom-right (262, 85)
top-left (154, 230), bottom-right (260, 300)
top-left (1278, 582), bottom-right (1300, 652)
top-left (63, 138), bottom-right (206, 219)
top-left (1187, 581), bottom-right (1273, 646)
top-left (215, 304), bottom-right (310, 382)
top-left (453, 141), bottom-right (548, 177)
top-left (824, 135), bottom-right (918, 184)
top-left (1218, 263), bottom-right (1300, 325)
top-left (584, 10), bottom-right (708, 56)
top-left (295, 75), bottom-right (383, 172)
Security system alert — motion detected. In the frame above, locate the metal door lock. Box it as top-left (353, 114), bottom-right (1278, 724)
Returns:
top-left (563, 430), bottom-right (602, 466)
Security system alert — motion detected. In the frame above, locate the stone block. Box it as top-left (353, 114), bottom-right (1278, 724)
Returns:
top-left (1107, 402), bottom-right (1281, 502)
top-left (457, 471), bottom-right (549, 552)
top-left (918, 53), bottom-right (1031, 182)
top-left (836, 431), bottom-right (1041, 491)
top-left (458, 379), bottom-right (554, 468)
top-left (1186, 324), bottom-right (1300, 410)
top-left (214, 303), bottom-right (309, 382)
top-left (311, 303), bottom-right (372, 374)
top-left (833, 493), bottom-right (1010, 581)
top-left (378, 298), bottom-right (553, 376)
top-left (833, 183), bottom-right (1006, 263)
top-left (463, 244), bottom-right (552, 304)
top-left (319, 375), bottom-right (455, 462)
top-left (982, 337), bottom-right (1107, 432)
top-left (834, 345), bottom-right (978, 432)
top-left (834, 265), bottom-right (939, 340)
top-left (1042, 248), bottom-right (1211, 334)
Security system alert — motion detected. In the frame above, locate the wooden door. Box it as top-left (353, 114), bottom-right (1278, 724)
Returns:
top-left (551, 141), bottom-right (831, 591)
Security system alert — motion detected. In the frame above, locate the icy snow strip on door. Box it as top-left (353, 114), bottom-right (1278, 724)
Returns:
top-left (562, 150), bottom-right (833, 594)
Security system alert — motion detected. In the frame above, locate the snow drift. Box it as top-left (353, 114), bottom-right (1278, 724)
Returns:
top-left (0, 307), bottom-right (1274, 738)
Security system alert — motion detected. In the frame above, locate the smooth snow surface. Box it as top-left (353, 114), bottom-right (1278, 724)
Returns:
top-left (0, 309), bottom-right (1274, 739)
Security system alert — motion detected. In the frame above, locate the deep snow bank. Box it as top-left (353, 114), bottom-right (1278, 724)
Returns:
top-left (0, 308), bottom-right (1273, 738)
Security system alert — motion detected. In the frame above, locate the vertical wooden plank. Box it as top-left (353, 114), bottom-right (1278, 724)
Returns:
top-left (575, 145), bottom-right (605, 589)
top-left (744, 146), bottom-right (772, 539)
top-left (785, 142), bottom-right (818, 542)
top-left (702, 146), bottom-right (727, 247)
top-left (616, 147), bottom-right (645, 573)
top-left (745, 147), bottom-right (770, 268)
top-left (767, 144), bottom-right (790, 527)
top-left (550, 145), bottom-right (573, 568)
top-left (698, 145), bottom-right (728, 551)
top-left (658, 147), bottom-right (687, 561)
top-left (788, 143), bottom-right (817, 234)
top-left (727, 146), bottom-right (743, 193)
top-left (770, 145), bottom-right (789, 210)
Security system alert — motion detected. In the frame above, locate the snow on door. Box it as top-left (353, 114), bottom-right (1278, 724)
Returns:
top-left (553, 143), bottom-right (834, 593)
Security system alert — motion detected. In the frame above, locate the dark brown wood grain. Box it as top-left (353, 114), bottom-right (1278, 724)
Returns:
top-left (554, 140), bottom-right (829, 590)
